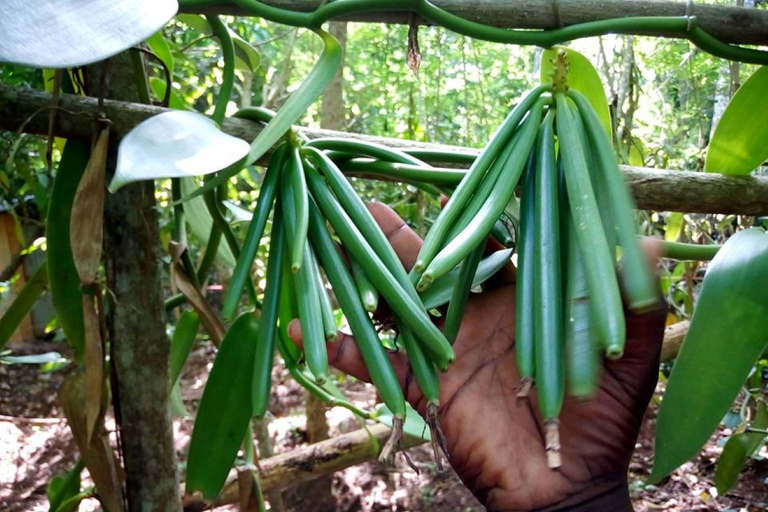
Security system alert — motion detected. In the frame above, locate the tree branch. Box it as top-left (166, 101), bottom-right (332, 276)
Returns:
top-left (2, 85), bottom-right (768, 215)
top-left (180, 0), bottom-right (768, 46)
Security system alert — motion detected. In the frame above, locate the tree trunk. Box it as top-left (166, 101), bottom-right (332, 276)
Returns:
top-left (94, 52), bottom-right (182, 512)
top-left (320, 22), bottom-right (348, 131)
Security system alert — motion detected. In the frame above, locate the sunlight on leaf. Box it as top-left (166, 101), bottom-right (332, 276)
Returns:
top-left (705, 66), bottom-right (768, 175)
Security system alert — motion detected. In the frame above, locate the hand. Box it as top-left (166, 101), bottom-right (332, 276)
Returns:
top-left (289, 202), bottom-right (667, 512)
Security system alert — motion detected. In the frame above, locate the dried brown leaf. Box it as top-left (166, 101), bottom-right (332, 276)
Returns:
top-left (237, 468), bottom-right (259, 512)
top-left (71, 128), bottom-right (108, 284)
top-left (59, 372), bottom-right (125, 512)
top-left (169, 241), bottom-right (225, 346)
top-left (83, 293), bottom-right (103, 444)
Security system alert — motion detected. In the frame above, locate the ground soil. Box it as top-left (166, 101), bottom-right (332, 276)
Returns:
top-left (1, 340), bottom-right (766, 512)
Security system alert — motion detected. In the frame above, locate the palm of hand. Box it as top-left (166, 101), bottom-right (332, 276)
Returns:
top-left (426, 285), bottom-right (664, 511)
top-left (290, 202), bottom-right (666, 512)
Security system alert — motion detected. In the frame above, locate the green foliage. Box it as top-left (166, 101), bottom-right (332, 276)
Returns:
top-left (705, 66), bottom-right (768, 175)
top-left (652, 228), bottom-right (768, 482)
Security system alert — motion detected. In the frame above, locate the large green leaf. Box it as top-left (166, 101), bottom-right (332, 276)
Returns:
top-left (714, 400), bottom-right (768, 495)
top-left (180, 177), bottom-right (236, 267)
top-left (540, 46), bottom-right (611, 138)
top-left (705, 66), bottom-right (768, 175)
top-left (186, 312), bottom-right (259, 499)
top-left (48, 140), bottom-right (88, 361)
top-left (651, 228), bottom-right (768, 482)
top-left (0, 0), bottom-right (177, 68)
top-left (110, 111), bottom-right (249, 192)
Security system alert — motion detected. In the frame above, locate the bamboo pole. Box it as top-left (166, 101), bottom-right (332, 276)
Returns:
top-left (2, 85), bottom-right (768, 215)
top-left (181, 0), bottom-right (768, 46)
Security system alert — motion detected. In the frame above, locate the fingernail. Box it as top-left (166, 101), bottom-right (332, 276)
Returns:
top-left (288, 319), bottom-right (301, 341)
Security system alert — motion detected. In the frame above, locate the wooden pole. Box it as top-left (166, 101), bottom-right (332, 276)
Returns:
top-left (2, 86), bottom-right (767, 216)
top-left (90, 54), bottom-right (182, 511)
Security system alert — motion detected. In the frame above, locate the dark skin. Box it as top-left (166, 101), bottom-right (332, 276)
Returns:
top-left (290, 202), bottom-right (667, 512)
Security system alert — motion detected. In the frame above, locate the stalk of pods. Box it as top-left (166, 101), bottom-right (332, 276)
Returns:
top-left (188, 51), bottom-right (658, 498)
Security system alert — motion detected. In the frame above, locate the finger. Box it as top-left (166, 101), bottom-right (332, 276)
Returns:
top-left (367, 201), bottom-right (423, 272)
top-left (287, 318), bottom-right (411, 385)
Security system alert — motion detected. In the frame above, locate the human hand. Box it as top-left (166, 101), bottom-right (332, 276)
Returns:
top-left (289, 202), bottom-right (666, 512)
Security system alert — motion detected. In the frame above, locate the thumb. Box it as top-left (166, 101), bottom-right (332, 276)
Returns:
top-left (367, 201), bottom-right (423, 272)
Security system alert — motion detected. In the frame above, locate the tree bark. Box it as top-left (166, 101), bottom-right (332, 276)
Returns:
top-left (94, 53), bottom-right (182, 512)
top-left (2, 86), bottom-right (768, 216)
top-left (182, 0), bottom-right (768, 46)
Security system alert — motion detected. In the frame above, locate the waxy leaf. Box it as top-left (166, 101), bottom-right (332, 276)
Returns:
top-left (169, 310), bottom-right (200, 387)
top-left (0, 0), bottom-right (178, 68)
top-left (48, 140), bottom-right (88, 361)
top-left (705, 66), bottom-right (768, 175)
top-left (186, 312), bottom-right (260, 500)
top-left (110, 110), bottom-right (249, 192)
top-left (180, 177), bottom-right (236, 267)
top-left (651, 228), bottom-right (768, 482)
top-left (714, 401), bottom-right (768, 494)
top-left (541, 46), bottom-right (611, 138)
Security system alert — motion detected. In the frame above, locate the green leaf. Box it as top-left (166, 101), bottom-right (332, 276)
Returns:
top-left (146, 31), bottom-right (174, 76)
top-left (183, 28), bottom-right (342, 202)
top-left (0, 0), bottom-right (177, 68)
top-left (715, 401), bottom-right (768, 495)
top-left (651, 228), bottom-right (768, 482)
top-left (540, 47), bottom-right (612, 138)
top-left (110, 111), bottom-right (249, 192)
top-left (175, 14), bottom-right (259, 74)
top-left (665, 212), bottom-right (684, 242)
top-left (186, 312), bottom-right (260, 499)
top-left (373, 403), bottom-right (430, 441)
top-left (0, 264), bottom-right (47, 351)
top-left (222, 200), bottom-right (254, 224)
top-left (169, 310), bottom-right (200, 387)
top-left (148, 77), bottom-right (187, 110)
top-left (48, 140), bottom-right (88, 361)
top-left (180, 177), bottom-right (236, 267)
top-left (705, 66), bottom-right (768, 175)
top-left (47, 459), bottom-right (84, 512)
